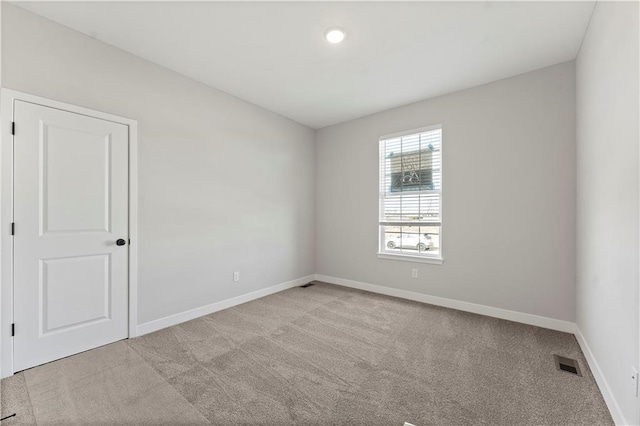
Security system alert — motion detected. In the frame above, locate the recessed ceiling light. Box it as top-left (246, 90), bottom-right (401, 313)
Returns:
top-left (325, 27), bottom-right (346, 44)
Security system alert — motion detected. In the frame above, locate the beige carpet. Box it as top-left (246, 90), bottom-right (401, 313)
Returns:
top-left (1, 281), bottom-right (613, 425)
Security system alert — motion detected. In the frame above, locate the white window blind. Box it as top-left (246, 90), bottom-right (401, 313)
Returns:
top-left (379, 126), bottom-right (442, 259)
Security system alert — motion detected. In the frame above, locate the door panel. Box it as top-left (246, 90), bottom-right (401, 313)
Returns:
top-left (42, 125), bottom-right (112, 234)
top-left (41, 254), bottom-right (111, 334)
top-left (13, 101), bottom-right (129, 372)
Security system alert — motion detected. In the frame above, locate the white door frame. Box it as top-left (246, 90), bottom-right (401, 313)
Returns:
top-left (0, 88), bottom-right (139, 378)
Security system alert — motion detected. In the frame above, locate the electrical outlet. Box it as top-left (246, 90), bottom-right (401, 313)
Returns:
top-left (631, 367), bottom-right (638, 397)
top-left (411, 269), bottom-right (418, 278)
top-left (233, 271), bottom-right (240, 282)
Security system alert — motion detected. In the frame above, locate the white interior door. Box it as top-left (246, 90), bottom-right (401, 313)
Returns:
top-left (13, 100), bottom-right (129, 372)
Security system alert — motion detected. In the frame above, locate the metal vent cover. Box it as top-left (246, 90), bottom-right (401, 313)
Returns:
top-left (553, 354), bottom-right (582, 377)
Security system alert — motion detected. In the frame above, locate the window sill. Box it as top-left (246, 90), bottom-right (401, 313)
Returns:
top-left (377, 252), bottom-right (444, 265)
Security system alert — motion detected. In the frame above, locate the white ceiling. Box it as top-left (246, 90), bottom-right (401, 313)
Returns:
top-left (14, 1), bottom-right (595, 129)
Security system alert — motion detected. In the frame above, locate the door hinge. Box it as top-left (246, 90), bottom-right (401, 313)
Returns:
top-left (11, 122), bottom-right (15, 136)
top-left (10, 223), bottom-right (14, 236)
top-left (11, 323), bottom-right (14, 337)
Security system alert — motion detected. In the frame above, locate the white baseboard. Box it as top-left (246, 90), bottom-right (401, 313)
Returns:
top-left (136, 275), bottom-right (314, 336)
top-left (314, 274), bottom-right (576, 333)
top-left (575, 327), bottom-right (628, 426)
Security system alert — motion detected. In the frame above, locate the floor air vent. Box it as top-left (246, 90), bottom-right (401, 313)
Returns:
top-left (553, 354), bottom-right (582, 377)
top-left (300, 283), bottom-right (315, 288)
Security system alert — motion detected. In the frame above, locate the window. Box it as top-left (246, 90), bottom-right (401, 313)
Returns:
top-left (378, 125), bottom-right (442, 262)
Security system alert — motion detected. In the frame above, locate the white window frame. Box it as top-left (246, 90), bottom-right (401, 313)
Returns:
top-left (377, 124), bottom-right (443, 265)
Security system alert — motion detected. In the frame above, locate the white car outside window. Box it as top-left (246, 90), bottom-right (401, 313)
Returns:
top-left (385, 233), bottom-right (433, 251)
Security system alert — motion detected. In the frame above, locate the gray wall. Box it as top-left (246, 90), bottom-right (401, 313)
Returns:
top-left (576, 2), bottom-right (639, 424)
top-left (316, 62), bottom-right (577, 322)
top-left (1, 4), bottom-right (316, 325)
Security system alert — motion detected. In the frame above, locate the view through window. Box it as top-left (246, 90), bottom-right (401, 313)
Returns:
top-left (379, 126), bottom-right (442, 259)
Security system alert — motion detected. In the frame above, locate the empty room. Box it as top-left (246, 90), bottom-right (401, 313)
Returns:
top-left (0, 1), bottom-right (638, 425)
